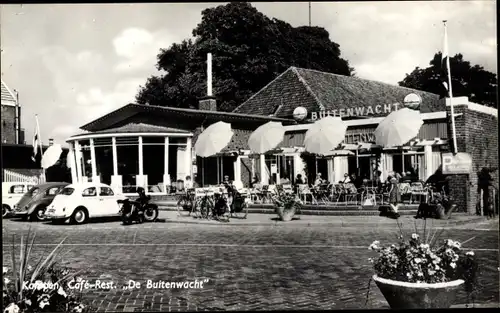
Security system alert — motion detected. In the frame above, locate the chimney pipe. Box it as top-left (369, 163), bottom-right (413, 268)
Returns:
top-left (14, 89), bottom-right (20, 144)
top-left (49, 138), bottom-right (54, 146)
top-left (207, 53), bottom-right (212, 97)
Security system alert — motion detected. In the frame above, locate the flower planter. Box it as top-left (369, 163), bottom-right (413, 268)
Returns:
top-left (275, 205), bottom-right (295, 222)
top-left (373, 275), bottom-right (464, 309)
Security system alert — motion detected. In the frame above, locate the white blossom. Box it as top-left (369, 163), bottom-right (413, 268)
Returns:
top-left (4, 303), bottom-right (20, 313)
top-left (411, 234), bottom-right (420, 240)
top-left (4, 277), bottom-right (10, 285)
top-left (57, 286), bottom-right (67, 298)
top-left (450, 262), bottom-right (457, 269)
top-left (369, 241), bottom-right (381, 250)
top-left (3, 267), bottom-right (8, 274)
top-left (466, 251), bottom-right (475, 256)
top-left (414, 258), bottom-right (423, 264)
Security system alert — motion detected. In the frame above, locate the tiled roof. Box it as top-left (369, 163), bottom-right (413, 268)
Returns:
top-left (232, 67), bottom-right (444, 118)
top-left (80, 103), bottom-right (295, 132)
top-left (1, 80), bottom-right (17, 106)
top-left (72, 122), bottom-right (190, 137)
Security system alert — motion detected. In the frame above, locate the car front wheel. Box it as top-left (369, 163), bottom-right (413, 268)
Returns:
top-left (71, 207), bottom-right (88, 224)
top-left (2, 205), bottom-right (10, 218)
top-left (31, 206), bottom-right (46, 222)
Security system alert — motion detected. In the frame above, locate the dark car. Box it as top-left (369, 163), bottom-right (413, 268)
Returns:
top-left (13, 182), bottom-right (70, 221)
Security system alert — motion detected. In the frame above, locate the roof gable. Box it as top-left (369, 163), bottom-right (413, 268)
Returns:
top-left (232, 67), bottom-right (322, 117)
top-left (294, 68), bottom-right (444, 116)
top-left (1, 80), bottom-right (17, 106)
top-left (233, 66), bottom-right (444, 118)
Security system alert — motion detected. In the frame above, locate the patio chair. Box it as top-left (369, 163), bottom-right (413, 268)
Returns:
top-left (282, 184), bottom-right (294, 195)
top-left (315, 184), bottom-right (330, 205)
top-left (398, 183), bottom-right (412, 204)
top-left (250, 184), bottom-right (263, 203)
top-left (343, 183), bottom-right (358, 205)
top-left (298, 184), bottom-right (317, 205)
top-left (260, 185), bottom-right (274, 204)
top-left (410, 182), bottom-right (428, 204)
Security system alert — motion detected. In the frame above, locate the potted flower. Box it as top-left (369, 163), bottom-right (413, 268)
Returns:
top-left (366, 226), bottom-right (479, 309)
top-left (272, 192), bottom-right (302, 222)
top-left (3, 229), bottom-right (95, 313)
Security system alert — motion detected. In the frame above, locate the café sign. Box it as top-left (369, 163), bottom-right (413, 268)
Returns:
top-left (442, 153), bottom-right (472, 174)
top-left (310, 103), bottom-right (402, 121)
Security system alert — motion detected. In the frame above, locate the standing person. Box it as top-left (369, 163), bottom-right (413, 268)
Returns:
top-left (388, 177), bottom-right (401, 217)
top-left (295, 174), bottom-right (304, 185)
top-left (314, 173), bottom-right (323, 187)
top-left (184, 175), bottom-right (193, 189)
top-left (222, 175), bottom-right (235, 216)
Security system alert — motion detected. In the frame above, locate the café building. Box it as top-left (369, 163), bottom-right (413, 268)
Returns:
top-left (67, 66), bottom-right (497, 213)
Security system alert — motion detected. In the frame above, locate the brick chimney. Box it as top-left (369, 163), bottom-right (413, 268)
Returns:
top-left (198, 52), bottom-right (217, 111)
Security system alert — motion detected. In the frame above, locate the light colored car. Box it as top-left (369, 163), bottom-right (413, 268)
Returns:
top-left (13, 182), bottom-right (69, 221)
top-left (2, 182), bottom-right (36, 218)
top-left (44, 182), bottom-right (126, 224)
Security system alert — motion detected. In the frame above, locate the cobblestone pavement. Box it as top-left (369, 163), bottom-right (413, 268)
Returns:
top-left (2, 216), bottom-right (498, 312)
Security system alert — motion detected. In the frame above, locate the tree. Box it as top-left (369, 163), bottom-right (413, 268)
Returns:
top-left (137, 2), bottom-right (353, 112)
top-left (399, 53), bottom-right (497, 108)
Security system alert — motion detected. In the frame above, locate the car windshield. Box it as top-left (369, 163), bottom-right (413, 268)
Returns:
top-left (29, 188), bottom-right (40, 196)
top-left (60, 187), bottom-right (75, 196)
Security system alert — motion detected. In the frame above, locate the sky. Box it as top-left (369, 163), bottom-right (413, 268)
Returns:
top-left (1, 1), bottom-right (497, 147)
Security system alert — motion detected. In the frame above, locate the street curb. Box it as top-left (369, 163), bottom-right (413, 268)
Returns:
top-left (158, 216), bottom-right (491, 228)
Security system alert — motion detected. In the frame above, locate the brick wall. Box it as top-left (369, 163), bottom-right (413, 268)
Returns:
top-left (446, 102), bottom-right (498, 213)
top-left (240, 158), bottom-right (253, 187)
top-left (1, 105), bottom-right (16, 144)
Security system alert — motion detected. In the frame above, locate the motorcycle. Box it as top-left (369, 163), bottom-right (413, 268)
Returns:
top-left (117, 199), bottom-right (144, 225)
top-left (117, 188), bottom-right (159, 225)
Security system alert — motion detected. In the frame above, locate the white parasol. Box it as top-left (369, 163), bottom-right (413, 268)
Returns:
top-left (66, 150), bottom-right (75, 169)
top-left (248, 121), bottom-right (285, 154)
top-left (41, 144), bottom-right (63, 169)
top-left (374, 108), bottom-right (424, 147)
top-left (194, 121), bottom-right (234, 157)
top-left (304, 116), bottom-right (347, 155)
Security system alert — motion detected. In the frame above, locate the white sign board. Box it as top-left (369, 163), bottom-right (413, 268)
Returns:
top-left (270, 164), bottom-right (278, 174)
top-left (442, 153), bottom-right (472, 174)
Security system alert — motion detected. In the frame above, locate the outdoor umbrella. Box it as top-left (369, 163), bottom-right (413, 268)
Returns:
top-left (304, 116), bottom-right (347, 155)
top-left (321, 150), bottom-right (355, 157)
top-left (248, 121), bottom-right (285, 153)
top-left (41, 144), bottom-right (63, 169)
top-left (66, 150), bottom-right (75, 169)
top-left (374, 108), bottom-right (424, 147)
top-left (194, 121), bottom-right (234, 157)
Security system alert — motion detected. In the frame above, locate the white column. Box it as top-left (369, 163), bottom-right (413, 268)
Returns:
top-left (110, 137), bottom-right (122, 193)
top-left (112, 137), bottom-right (118, 175)
top-left (234, 156), bottom-right (242, 184)
top-left (424, 145), bottom-right (433, 181)
top-left (163, 137), bottom-right (170, 193)
top-left (74, 141), bottom-right (83, 183)
top-left (379, 153), bottom-right (386, 181)
top-left (136, 136), bottom-right (146, 190)
top-left (138, 136), bottom-right (144, 175)
top-left (69, 143), bottom-right (77, 184)
top-left (260, 154), bottom-right (267, 184)
top-left (186, 137), bottom-right (192, 179)
top-left (89, 138), bottom-right (99, 183)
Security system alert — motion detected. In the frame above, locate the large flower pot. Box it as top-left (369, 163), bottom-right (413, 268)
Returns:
top-left (275, 206), bottom-right (295, 222)
top-left (373, 275), bottom-right (464, 309)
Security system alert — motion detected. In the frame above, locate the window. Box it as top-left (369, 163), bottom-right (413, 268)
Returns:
top-left (29, 187), bottom-right (40, 196)
top-left (46, 187), bottom-right (61, 196)
top-left (99, 187), bottom-right (114, 196)
top-left (60, 187), bottom-right (74, 196)
top-left (82, 187), bottom-right (97, 197)
top-left (9, 185), bottom-right (27, 194)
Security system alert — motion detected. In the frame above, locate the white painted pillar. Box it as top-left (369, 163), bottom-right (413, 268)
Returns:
top-left (163, 137), bottom-right (170, 193)
top-left (136, 136), bottom-right (146, 190)
top-left (234, 155), bottom-right (242, 184)
top-left (260, 154), bottom-right (267, 184)
top-left (112, 137), bottom-right (118, 175)
top-left (138, 136), bottom-right (144, 175)
top-left (74, 141), bottom-right (83, 183)
top-left (110, 137), bottom-right (122, 193)
top-left (424, 145), bottom-right (433, 181)
top-left (186, 137), bottom-right (192, 179)
top-left (69, 143), bottom-right (77, 184)
top-left (89, 138), bottom-right (99, 183)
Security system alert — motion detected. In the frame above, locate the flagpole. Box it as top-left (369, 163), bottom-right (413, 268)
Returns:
top-left (35, 115), bottom-right (46, 182)
top-left (443, 20), bottom-right (458, 154)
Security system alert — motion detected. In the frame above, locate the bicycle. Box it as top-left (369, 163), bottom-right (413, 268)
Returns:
top-left (176, 188), bottom-right (196, 217)
top-left (193, 188), bottom-right (216, 219)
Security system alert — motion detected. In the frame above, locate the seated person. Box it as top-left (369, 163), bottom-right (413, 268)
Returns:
top-left (280, 176), bottom-right (291, 185)
top-left (402, 171), bottom-right (412, 183)
top-left (314, 173), bottom-right (323, 187)
top-left (251, 175), bottom-right (260, 188)
top-left (184, 175), bottom-right (193, 189)
top-left (295, 174), bottom-right (304, 185)
top-left (342, 173), bottom-right (351, 183)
